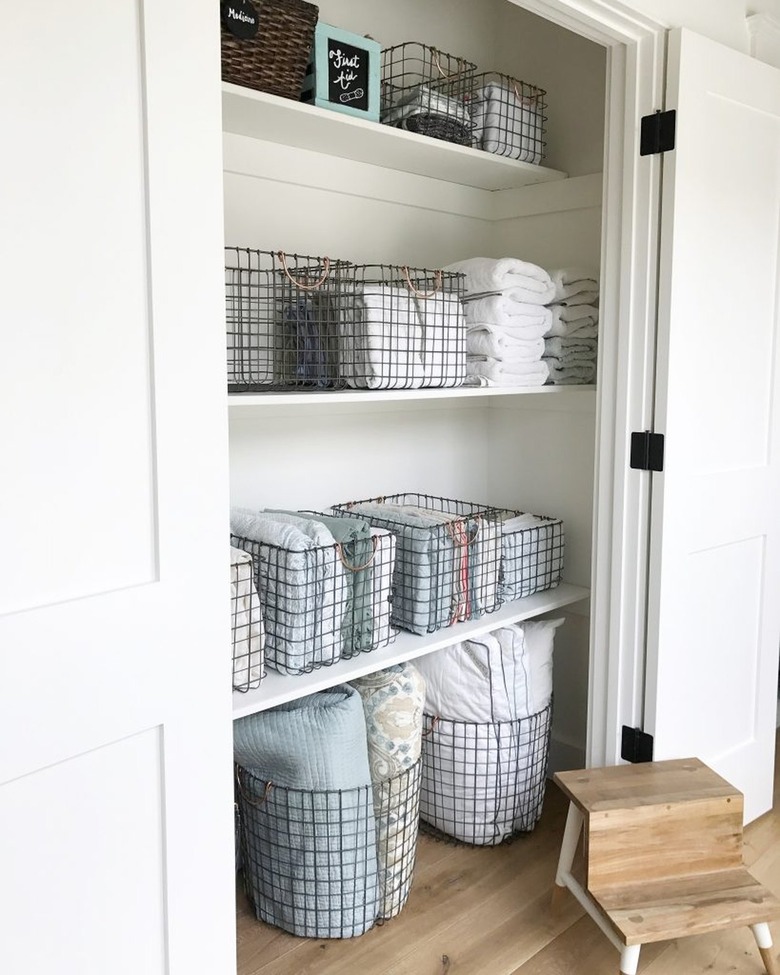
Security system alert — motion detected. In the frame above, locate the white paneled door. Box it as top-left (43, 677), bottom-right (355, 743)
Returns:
top-left (646, 28), bottom-right (780, 822)
top-left (0, 2), bottom-right (235, 972)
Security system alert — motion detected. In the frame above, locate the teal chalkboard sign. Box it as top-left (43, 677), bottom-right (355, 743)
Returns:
top-left (301, 24), bottom-right (380, 121)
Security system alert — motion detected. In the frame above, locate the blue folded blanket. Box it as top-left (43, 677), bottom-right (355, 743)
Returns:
top-left (234, 686), bottom-right (379, 938)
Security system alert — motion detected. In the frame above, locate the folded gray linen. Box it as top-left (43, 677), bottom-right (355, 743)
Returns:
top-left (234, 686), bottom-right (379, 938)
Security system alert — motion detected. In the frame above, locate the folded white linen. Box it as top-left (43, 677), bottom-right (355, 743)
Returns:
top-left (462, 294), bottom-right (553, 335)
top-left (414, 290), bottom-right (466, 388)
top-left (370, 528), bottom-right (395, 650)
top-left (467, 326), bottom-right (544, 361)
top-left (467, 355), bottom-right (549, 386)
top-left (545, 303), bottom-right (599, 338)
top-left (230, 546), bottom-right (265, 691)
top-left (544, 359), bottom-right (597, 384)
top-left (471, 82), bottom-right (545, 164)
top-left (544, 336), bottom-right (598, 360)
top-left (548, 267), bottom-right (599, 303)
top-left (444, 257), bottom-right (555, 303)
top-left (342, 285), bottom-right (425, 390)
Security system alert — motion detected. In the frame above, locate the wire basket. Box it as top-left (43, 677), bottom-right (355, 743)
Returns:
top-left (225, 247), bottom-right (352, 392)
top-left (467, 71), bottom-right (547, 164)
top-left (343, 265), bottom-right (467, 390)
top-left (331, 493), bottom-right (503, 635)
top-left (236, 761), bottom-right (422, 936)
top-left (419, 702), bottom-right (552, 846)
top-left (230, 526), bottom-right (395, 675)
top-left (221, 0), bottom-right (319, 100)
top-left (380, 43), bottom-right (477, 145)
top-left (495, 509), bottom-right (564, 600)
top-left (230, 546), bottom-right (265, 692)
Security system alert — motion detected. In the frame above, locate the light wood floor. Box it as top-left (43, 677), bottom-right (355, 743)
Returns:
top-left (236, 737), bottom-right (780, 974)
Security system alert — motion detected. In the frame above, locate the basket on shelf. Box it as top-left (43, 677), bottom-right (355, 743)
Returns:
top-left (225, 247), bottom-right (352, 392)
top-left (343, 264), bottom-right (467, 390)
top-left (331, 493), bottom-right (503, 635)
top-left (230, 546), bottom-right (265, 692)
top-left (467, 71), bottom-right (547, 164)
top-left (220, 0), bottom-right (319, 100)
top-left (380, 42), bottom-right (477, 146)
top-left (494, 508), bottom-right (564, 600)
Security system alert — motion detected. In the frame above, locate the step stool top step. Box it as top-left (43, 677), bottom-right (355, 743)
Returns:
top-left (554, 758), bottom-right (741, 813)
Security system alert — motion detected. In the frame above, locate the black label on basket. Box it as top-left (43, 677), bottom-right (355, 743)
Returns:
top-left (326, 37), bottom-right (369, 111)
top-left (221, 0), bottom-right (259, 39)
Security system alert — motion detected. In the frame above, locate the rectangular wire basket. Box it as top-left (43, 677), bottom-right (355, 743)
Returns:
top-left (331, 493), bottom-right (503, 635)
top-left (495, 508), bottom-right (564, 600)
top-left (467, 71), bottom-right (547, 163)
top-left (380, 42), bottom-right (477, 145)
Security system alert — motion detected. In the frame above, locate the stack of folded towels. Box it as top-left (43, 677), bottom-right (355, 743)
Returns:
top-left (442, 257), bottom-right (555, 387)
top-left (543, 268), bottom-right (599, 384)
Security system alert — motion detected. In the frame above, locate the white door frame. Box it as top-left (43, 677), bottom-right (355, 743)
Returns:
top-left (510, 0), bottom-right (668, 766)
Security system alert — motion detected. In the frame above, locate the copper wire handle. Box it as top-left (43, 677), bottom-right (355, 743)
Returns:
top-left (431, 47), bottom-right (468, 83)
top-left (423, 715), bottom-right (440, 738)
top-left (446, 515), bottom-right (481, 547)
top-left (336, 535), bottom-right (379, 572)
top-left (235, 765), bottom-right (274, 808)
top-left (511, 80), bottom-right (542, 107)
top-left (277, 251), bottom-right (331, 290)
top-left (403, 266), bottom-right (442, 299)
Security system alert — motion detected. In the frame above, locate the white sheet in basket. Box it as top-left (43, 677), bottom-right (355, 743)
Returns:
top-left (230, 545), bottom-right (265, 690)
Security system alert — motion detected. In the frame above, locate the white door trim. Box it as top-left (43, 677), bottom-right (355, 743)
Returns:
top-left (510, 0), bottom-right (668, 766)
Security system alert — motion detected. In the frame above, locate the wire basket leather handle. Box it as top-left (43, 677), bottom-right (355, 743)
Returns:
top-left (403, 266), bottom-right (442, 299)
top-left (336, 535), bottom-right (379, 572)
top-left (278, 251), bottom-right (331, 291)
top-left (235, 765), bottom-right (274, 808)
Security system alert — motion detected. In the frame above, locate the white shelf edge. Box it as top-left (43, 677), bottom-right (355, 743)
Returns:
top-left (232, 582), bottom-right (589, 718)
top-left (228, 385), bottom-right (597, 410)
top-left (221, 83), bottom-right (568, 192)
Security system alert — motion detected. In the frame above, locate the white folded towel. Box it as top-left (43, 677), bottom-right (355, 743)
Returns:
top-left (544, 336), bottom-right (598, 361)
top-left (544, 359), bottom-right (597, 385)
top-left (444, 257), bottom-right (555, 303)
top-left (414, 291), bottom-right (466, 388)
top-left (545, 303), bottom-right (598, 338)
top-left (471, 83), bottom-right (545, 164)
top-left (467, 326), bottom-right (544, 361)
top-left (342, 286), bottom-right (425, 390)
top-left (466, 355), bottom-right (549, 387)
top-left (462, 294), bottom-right (552, 336)
top-left (548, 267), bottom-right (599, 303)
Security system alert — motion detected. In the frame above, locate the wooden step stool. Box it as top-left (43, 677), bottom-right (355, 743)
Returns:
top-left (553, 758), bottom-right (780, 974)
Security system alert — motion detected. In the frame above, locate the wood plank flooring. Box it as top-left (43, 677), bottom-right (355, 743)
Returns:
top-left (237, 737), bottom-right (780, 974)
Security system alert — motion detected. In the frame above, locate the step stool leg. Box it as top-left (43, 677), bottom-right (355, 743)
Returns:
top-left (751, 923), bottom-right (779, 975)
top-left (619, 944), bottom-right (641, 975)
top-left (552, 802), bottom-right (584, 906)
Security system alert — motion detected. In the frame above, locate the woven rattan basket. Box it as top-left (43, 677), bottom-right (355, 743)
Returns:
top-left (221, 0), bottom-right (319, 100)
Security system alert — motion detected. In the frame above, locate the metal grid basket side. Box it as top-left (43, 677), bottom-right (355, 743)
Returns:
top-left (230, 530), bottom-right (396, 674)
top-left (230, 551), bottom-right (265, 692)
top-left (224, 247), bottom-right (352, 392)
top-left (235, 765), bottom-right (380, 938)
top-left (221, 0), bottom-right (319, 100)
top-left (379, 42), bottom-right (478, 146)
top-left (419, 702), bottom-right (553, 847)
top-left (343, 267), bottom-right (467, 391)
top-left (467, 70), bottom-right (548, 163)
top-left (330, 495), bottom-right (504, 634)
top-left (498, 513), bottom-right (565, 600)
top-left (371, 760), bottom-right (423, 922)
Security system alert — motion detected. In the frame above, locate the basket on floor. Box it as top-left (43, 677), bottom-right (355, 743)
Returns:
top-left (467, 71), bottom-right (547, 163)
top-left (230, 527), bottom-right (395, 675)
top-left (380, 42), bottom-right (477, 145)
top-left (221, 0), bottom-right (319, 100)
top-left (225, 247), bottom-right (352, 392)
top-left (342, 265), bottom-right (467, 390)
top-left (331, 493), bottom-right (503, 635)
top-left (419, 702), bottom-right (552, 846)
top-left (236, 760), bottom-right (422, 936)
top-left (230, 546), bottom-right (265, 691)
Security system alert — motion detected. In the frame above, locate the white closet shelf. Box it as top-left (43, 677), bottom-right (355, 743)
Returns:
top-left (232, 582), bottom-right (589, 718)
top-left (221, 84), bottom-right (568, 191)
top-left (228, 385), bottom-right (596, 411)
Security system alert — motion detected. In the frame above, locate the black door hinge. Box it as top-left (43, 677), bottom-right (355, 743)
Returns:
top-left (640, 109), bottom-right (676, 155)
top-left (621, 726), bottom-right (654, 763)
top-left (630, 431), bottom-right (664, 472)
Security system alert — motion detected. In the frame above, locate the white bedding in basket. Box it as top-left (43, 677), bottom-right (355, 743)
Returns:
top-left (230, 546), bottom-right (265, 690)
top-left (414, 620), bottom-right (563, 844)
